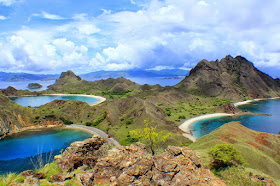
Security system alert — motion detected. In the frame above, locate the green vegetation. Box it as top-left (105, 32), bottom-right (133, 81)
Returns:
top-left (129, 120), bottom-right (172, 155)
top-left (0, 173), bottom-right (25, 185)
top-left (60, 117), bottom-right (73, 124)
top-left (190, 122), bottom-right (280, 182)
top-left (208, 144), bottom-right (246, 170)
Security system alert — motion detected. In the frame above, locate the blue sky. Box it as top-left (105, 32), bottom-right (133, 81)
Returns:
top-left (0, 0), bottom-right (279, 77)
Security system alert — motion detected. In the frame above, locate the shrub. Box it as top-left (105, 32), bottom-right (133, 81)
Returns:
top-left (208, 144), bottom-right (246, 170)
top-left (126, 119), bottom-right (133, 125)
top-left (164, 107), bottom-right (171, 116)
top-left (178, 115), bottom-right (186, 119)
top-left (60, 117), bottom-right (74, 125)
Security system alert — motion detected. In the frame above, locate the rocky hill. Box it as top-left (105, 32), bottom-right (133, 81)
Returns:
top-left (47, 70), bottom-right (142, 94)
top-left (16, 136), bottom-right (225, 186)
top-left (176, 55), bottom-right (280, 101)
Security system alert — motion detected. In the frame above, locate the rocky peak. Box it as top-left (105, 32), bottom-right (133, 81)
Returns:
top-left (177, 55), bottom-right (280, 101)
top-left (1, 86), bottom-right (19, 96)
top-left (60, 70), bottom-right (81, 81)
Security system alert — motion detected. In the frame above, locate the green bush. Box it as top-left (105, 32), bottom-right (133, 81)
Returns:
top-left (208, 144), bottom-right (246, 170)
top-left (126, 119), bottom-right (133, 125)
top-left (60, 117), bottom-right (74, 125)
top-left (164, 107), bottom-right (171, 116)
top-left (178, 115), bottom-right (186, 119)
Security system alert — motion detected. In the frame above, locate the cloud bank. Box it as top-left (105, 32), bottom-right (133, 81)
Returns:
top-left (0, 0), bottom-right (279, 74)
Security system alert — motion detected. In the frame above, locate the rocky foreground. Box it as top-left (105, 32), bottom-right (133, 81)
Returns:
top-left (21, 136), bottom-right (225, 186)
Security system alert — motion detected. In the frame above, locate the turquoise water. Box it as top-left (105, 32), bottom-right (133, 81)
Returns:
top-left (190, 99), bottom-right (280, 138)
top-left (9, 95), bottom-right (99, 107)
top-left (0, 128), bottom-right (92, 174)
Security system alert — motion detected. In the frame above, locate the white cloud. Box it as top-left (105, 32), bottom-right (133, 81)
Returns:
top-left (0, 15), bottom-right (7, 20)
top-left (147, 66), bottom-right (175, 71)
top-left (29, 11), bottom-right (65, 21)
top-left (0, 0), bottom-right (20, 6)
top-left (1, 0), bottom-right (280, 73)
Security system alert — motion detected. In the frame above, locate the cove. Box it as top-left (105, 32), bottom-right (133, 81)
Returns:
top-left (9, 95), bottom-right (100, 107)
top-left (190, 99), bottom-right (280, 138)
top-left (0, 128), bottom-right (92, 174)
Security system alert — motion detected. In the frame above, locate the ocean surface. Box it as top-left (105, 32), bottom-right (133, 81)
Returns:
top-left (190, 99), bottom-right (280, 138)
top-left (0, 128), bottom-right (92, 174)
top-left (9, 95), bottom-right (100, 107)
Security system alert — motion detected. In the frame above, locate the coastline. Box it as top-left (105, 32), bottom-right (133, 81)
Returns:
top-left (179, 113), bottom-right (233, 142)
top-left (179, 97), bottom-right (280, 142)
top-left (44, 94), bottom-right (106, 106)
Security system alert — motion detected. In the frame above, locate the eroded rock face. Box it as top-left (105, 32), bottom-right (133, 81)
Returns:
top-left (55, 136), bottom-right (108, 172)
top-left (55, 136), bottom-right (225, 186)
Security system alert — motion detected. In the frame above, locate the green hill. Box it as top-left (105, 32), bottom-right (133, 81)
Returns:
top-left (190, 122), bottom-right (280, 181)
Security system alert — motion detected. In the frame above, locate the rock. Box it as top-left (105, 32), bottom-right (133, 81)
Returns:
top-left (49, 174), bottom-right (71, 182)
top-left (53, 137), bottom-right (225, 185)
top-left (56, 136), bottom-right (108, 172)
top-left (250, 173), bottom-right (276, 186)
top-left (76, 173), bottom-right (94, 186)
top-left (27, 83), bottom-right (43, 89)
top-left (23, 176), bottom-right (40, 186)
top-left (21, 170), bottom-right (45, 179)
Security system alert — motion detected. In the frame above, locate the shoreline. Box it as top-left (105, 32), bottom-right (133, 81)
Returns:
top-left (43, 94), bottom-right (106, 106)
top-left (179, 97), bottom-right (280, 142)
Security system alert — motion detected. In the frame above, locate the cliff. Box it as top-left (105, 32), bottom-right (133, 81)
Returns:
top-left (177, 55), bottom-right (280, 101)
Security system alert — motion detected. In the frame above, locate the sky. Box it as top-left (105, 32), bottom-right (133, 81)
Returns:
top-left (0, 0), bottom-right (279, 77)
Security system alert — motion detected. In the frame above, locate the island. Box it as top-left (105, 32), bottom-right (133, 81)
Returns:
top-left (27, 83), bottom-right (43, 89)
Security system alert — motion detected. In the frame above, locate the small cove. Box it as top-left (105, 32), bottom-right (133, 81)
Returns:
top-left (9, 95), bottom-right (100, 107)
top-left (0, 128), bottom-right (92, 174)
top-left (190, 99), bottom-right (280, 138)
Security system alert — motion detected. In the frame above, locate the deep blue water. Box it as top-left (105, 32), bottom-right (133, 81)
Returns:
top-left (190, 99), bottom-right (280, 138)
top-left (9, 95), bottom-right (99, 107)
top-left (0, 128), bottom-right (92, 174)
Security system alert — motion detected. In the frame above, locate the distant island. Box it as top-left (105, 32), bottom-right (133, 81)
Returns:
top-left (27, 83), bottom-right (43, 89)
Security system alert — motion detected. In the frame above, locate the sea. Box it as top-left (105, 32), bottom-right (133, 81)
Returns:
top-left (0, 77), bottom-right (183, 91)
top-left (190, 99), bottom-right (280, 138)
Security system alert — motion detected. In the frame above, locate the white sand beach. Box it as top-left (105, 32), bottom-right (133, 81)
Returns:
top-left (45, 94), bottom-right (106, 106)
top-left (180, 97), bottom-right (280, 142)
top-left (179, 113), bottom-right (233, 142)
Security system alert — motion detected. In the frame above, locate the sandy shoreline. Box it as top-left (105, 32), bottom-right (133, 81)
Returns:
top-left (179, 113), bottom-right (233, 142)
top-left (179, 97), bottom-right (280, 142)
top-left (45, 94), bottom-right (106, 106)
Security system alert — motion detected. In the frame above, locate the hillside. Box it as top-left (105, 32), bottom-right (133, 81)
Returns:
top-left (47, 70), bottom-right (143, 95)
top-left (190, 122), bottom-right (280, 181)
top-left (176, 55), bottom-right (280, 101)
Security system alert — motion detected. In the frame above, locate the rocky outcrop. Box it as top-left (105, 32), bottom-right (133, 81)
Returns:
top-left (60, 70), bottom-right (82, 81)
top-left (215, 103), bottom-right (240, 114)
top-left (53, 136), bottom-right (225, 186)
top-left (177, 55), bottom-right (280, 101)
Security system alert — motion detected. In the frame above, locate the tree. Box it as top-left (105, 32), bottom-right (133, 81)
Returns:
top-left (208, 144), bottom-right (246, 170)
top-left (129, 120), bottom-right (172, 155)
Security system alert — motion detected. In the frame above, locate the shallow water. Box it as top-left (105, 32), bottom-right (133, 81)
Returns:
top-left (9, 95), bottom-right (99, 107)
top-left (190, 99), bottom-right (280, 138)
top-left (0, 128), bottom-right (92, 174)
